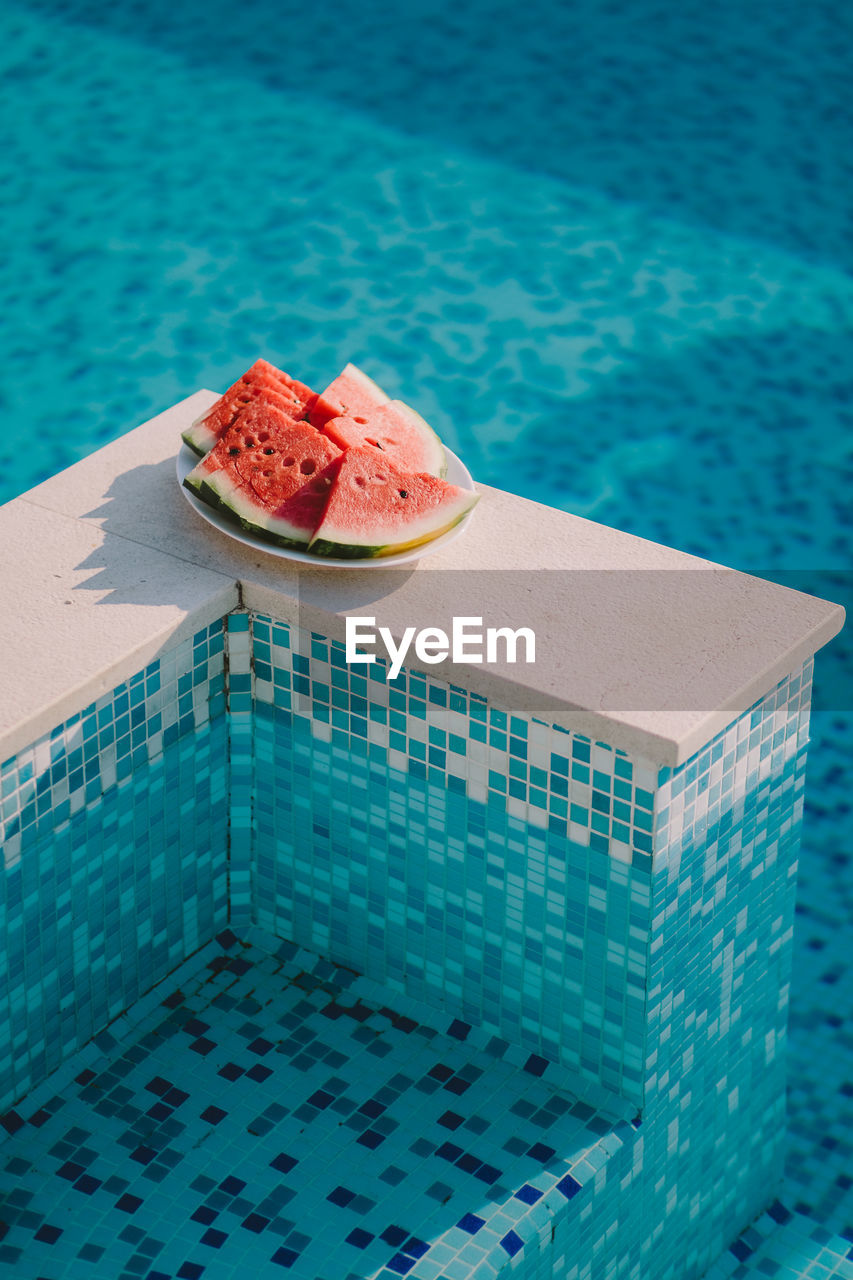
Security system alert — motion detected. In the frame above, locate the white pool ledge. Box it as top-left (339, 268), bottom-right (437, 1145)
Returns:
top-left (0, 391), bottom-right (844, 767)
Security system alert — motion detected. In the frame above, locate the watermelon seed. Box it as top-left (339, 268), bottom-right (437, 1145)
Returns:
top-left (355, 477), bottom-right (366, 488)
top-left (244, 436), bottom-right (256, 447)
top-left (300, 459), bottom-right (316, 475)
top-left (263, 448), bottom-right (275, 455)
top-left (282, 456), bottom-right (295, 466)
top-left (399, 489), bottom-right (408, 498)
top-left (229, 447), bottom-right (240, 456)
top-left (354, 416), bottom-right (368, 424)
top-left (366, 437), bottom-right (384, 450)
top-left (263, 469), bottom-right (273, 477)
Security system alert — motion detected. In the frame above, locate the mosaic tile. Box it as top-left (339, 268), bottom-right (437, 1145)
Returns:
top-left (703, 1204), bottom-right (853, 1280)
top-left (250, 618), bottom-right (807, 1102)
top-left (1, 606), bottom-right (847, 1280)
top-left (0, 930), bottom-right (636, 1280)
top-left (227, 611), bottom-right (254, 934)
top-left (0, 619), bottom-right (226, 857)
top-left (0, 620), bottom-right (229, 1113)
top-left (245, 614), bottom-right (832, 1278)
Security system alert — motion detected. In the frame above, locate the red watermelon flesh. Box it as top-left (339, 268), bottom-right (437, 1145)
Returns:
top-left (184, 402), bottom-right (342, 547)
top-left (308, 361), bottom-right (390, 428)
top-left (320, 415), bottom-right (370, 451)
top-left (183, 358), bottom-right (319, 457)
top-left (309, 447), bottom-right (479, 559)
top-left (323, 402), bottom-right (446, 477)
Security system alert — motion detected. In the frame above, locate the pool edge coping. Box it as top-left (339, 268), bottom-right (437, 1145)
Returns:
top-left (1, 391), bottom-right (844, 769)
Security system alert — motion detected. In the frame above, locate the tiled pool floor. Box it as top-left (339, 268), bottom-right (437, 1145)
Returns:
top-left (2, 925), bottom-right (851, 1280)
top-left (704, 1206), bottom-right (853, 1280)
top-left (0, 929), bottom-right (632, 1280)
top-left (1, 743), bottom-right (851, 1280)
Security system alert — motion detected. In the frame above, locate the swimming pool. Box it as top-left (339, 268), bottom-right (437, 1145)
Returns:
top-left (1, 1), bottom-right (851, 1275)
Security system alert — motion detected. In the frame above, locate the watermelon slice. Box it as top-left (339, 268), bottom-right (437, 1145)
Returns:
top-left (183, 358), bottom-right (318, 457)
top-left (183, 402), bottom-right (342, 548)
top-left (309, 361), bottom-right (390, 427)
top-left (308, 447), bottom-right (479, 559)
top-left (323, 401), bottom-right (446, 477)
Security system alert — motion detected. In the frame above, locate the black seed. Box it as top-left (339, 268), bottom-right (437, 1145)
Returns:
top-left (399, 489), bottom-right (408, 498)
top-left (229, 447), bottom-right (240, 456)
top-left (263, 448), bottom-right (275, 455)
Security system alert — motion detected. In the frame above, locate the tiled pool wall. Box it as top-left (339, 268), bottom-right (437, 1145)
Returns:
top-left (247, 612), bottom-right (657, 1111)
top-left (0, 620), bottom-right (230, 1113)
top-left (639, 667), bottom-right (810, 1272)
top-left (245, 613), bottom-right (812, 1277)
top-left (0, 609), bottom-right (815, 1279)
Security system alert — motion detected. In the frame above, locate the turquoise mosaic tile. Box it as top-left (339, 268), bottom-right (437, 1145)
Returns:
top-left (0, 929), bottom-right (636, 1280)
top-left (0, 619), bottom-right (227, 862)
top-left (1, 605), bottom-right (846, 1280)
top-left (0, 620), bottom-right (230, 1113)
top-left (781, 707), bottom-right (853, 1243)
top-left (252, 617), bottom-right (658, 1109)
top-left (227, 611), bottom-right (254, 933)
top-left (249, 619), bottom-right (810, 1106)
top-left (704, 1205), bottom-right (853, 1280)
top-left (633, 696), bottom-right (811, 1275)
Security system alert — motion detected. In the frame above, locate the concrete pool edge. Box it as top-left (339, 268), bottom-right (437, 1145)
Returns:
top-left (0, 391), bottom-right (845, 768)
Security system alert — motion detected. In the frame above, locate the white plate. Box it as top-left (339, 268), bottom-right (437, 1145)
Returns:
top-left (176, 442), bottom-right (477, 569)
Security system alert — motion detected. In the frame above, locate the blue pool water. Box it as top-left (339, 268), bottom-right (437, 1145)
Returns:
top-left (1, 0), bottom-right (851, 1273)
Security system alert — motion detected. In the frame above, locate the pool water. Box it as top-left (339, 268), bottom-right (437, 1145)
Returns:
top-left (1, 0), bottom-right (851, 1274)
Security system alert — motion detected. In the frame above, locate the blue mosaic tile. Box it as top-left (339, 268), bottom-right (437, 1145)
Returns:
top-left (250, 618), bottom-right (808, 1105)
top-left (227, 611), bottom-right (253, 933)
top-left (0, 607), bottom-right (848, 1279)
top-left (0, 621), bottom-right (229, 1114)
top-left (0, 930), bottom-right (635, 1280)
top-left (703, 1204), bottom-right (853, 1280)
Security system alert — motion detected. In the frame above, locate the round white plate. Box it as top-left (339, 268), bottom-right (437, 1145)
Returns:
top-left (176, 442), bottom-right (477, 569)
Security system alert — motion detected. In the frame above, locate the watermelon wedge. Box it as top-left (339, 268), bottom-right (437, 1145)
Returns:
top-left (309, 361), bottom-right (390, 427)
top-left (323, 401), bottom-right (446, 477)
top-left (183, 402), bottom-right (342, 548)
top-left (183, 358), bottom-right (318, 457)
top-left (308, 447), bottom-right (479, 559)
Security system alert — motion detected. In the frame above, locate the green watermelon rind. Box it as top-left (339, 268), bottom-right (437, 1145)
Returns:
top-left (183, 471), bottom-right (224, 513)
top-left (185, 463), bottom-right (478, 560)
top-left (183, 467), bottom-right (317, 551)
top-left (308, 538), bottom-right (386, 560)
top-left (181, 420), bottom-right (219, 458)
top-left (308, 490), bottom-right (479, 560)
